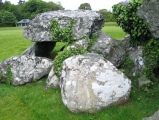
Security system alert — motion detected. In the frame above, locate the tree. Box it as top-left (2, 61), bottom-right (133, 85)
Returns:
top-left (23, 0), bottom-right (38, 13)
top-left (23, 0), bottom-right (64, 19)
top-left (0, 0), bottom-right (65, 22)
top-left (112, 0), bottom-right (151, 45)
top-left (78, 3), bottom-right (92, 10)
top-left (0, 1), bottom-right (3, 10)
top-left (0, 11), bottom-right (2, 23)
top-left (99, 9), bottom-right (115, 22)
top-left (2, 1), bottom-right (11, 11)
top-left (18, 0), bottom-right (25, 5)
top-left (1, 11), bottom-right (17, 26)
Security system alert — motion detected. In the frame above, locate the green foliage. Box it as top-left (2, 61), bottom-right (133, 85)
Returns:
top-left (6, 66), bottom-right (12, 85)
top-left (2, 1), bottom-right (11, 11)
top-left (49, 19), bottom-right (76, 44)
top-left (120, 55), bottom-right (134, 78)
top-left (54, 48), bottom-right (87, 77)
top-left (0, 2), bottom-right (3, 10)
top-left (99, 9), bottom-right (115, 22)
top-left (0, 0), bottom-right (64, 25)
top-left (48, 1), bottom-right (64, 11)
top-left (0, 11), bottom-right (2, 23)
top-left (1, 11), bottom-right (17, 26)
top-left (140, 81), bottom-right (154, 93)
top-left (143, 39), bottom-right (159, 81)
top-left (86, 33), bottom-right (97, 51)
top-left (0, 72), bottom-right (3, 81)
top-left (78, 3), bottom-right (92, 10)
top-left (112, 0), bottom-right (152, 46)
top-left (112, 0), bottom-right (159, 82)
top-left (121, 55), bottom-right (134, 73)
top-left (23, 0), bottom-right (64, 19)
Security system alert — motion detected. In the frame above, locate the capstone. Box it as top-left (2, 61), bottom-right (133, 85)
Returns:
top-left (23, 10), bottom-right (104, 42)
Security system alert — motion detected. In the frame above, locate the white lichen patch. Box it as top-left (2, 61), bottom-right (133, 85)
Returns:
top-left (90, 65), bottom-right (98, 71)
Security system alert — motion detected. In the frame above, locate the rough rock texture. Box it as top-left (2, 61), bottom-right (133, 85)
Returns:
top-left (137, 0), bottom-right (159, 39)
top-left (22, 43), bottom-right (35, 56)
top-left (143, 110), bottom-right (159, 120)
top-left (121, 35), bottom-right (130, 51)
top-left (60, 53), bottom-right (131, 113)
top-left (91, 33), bottom-right (130, 67)
top-left (23, 10), bottom-right (104, 42)
top-left (67, 39), bottom-right (88, 50)
top-left (46, 66), bottom-right (59, 89)
top-left (128, 46), bottom-right (145, 75)
top-left (0, 55), bottom-right (53, 85)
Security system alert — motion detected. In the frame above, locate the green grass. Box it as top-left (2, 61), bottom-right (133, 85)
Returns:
top-left (0, 24), bottom-right (159, 120)
top-left (102, 22), bottom-right (127, 40)
top-left (0, 27), bottom-right (32, 61)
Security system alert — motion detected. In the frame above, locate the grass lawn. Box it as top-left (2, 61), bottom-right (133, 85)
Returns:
top-left (102, 22), bottom-right (127, 40)
top-left (0, 24), bottom-right (159, 120)
top-left (0, 27), bottom-right (32, 61)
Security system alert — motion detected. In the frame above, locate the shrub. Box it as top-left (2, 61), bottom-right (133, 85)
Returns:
top-left (112, 0), bottom-right (152, 46)
top-left (6, 66), bottom-right (12, 85)
top-left (53, 48), bottom-right (87, 77)
top-left (143, 39), bottom-right (159, 81)
top-left (1, 11), bottom-right (17, 26)
top-left (49, 19), bottom-right (76, 45)
top-left (113, 0), bottom-right (159, 82)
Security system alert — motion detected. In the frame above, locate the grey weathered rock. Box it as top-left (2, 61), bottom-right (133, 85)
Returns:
top-left (137, 0), bottom-right (159, 39)
top-left (22, 43), bottom-right (35, 56)
top-left (60, 53), bottom-right (131, 113)
top-left (91, 33), bottom-right (130, 67)
top-left (143, 110), bottom-right (159, 120)
top-left (121, 35), bottom-right (130, 52)
top-left (23, 10), bottom-right (104, 42)
top-left (67, 39), bottom-right (88, 50)
top-left (46, 66), bottom-right (59, 89)
top-left (128, 46), bottom-right (145, 75)
top-left (0, 55), bottom-right (53, 85)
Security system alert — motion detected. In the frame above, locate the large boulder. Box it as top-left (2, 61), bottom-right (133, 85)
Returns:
top-left (91, 33), bottom-right (130, 67)
top-left (23, 10), bottom-right (104, 42)
top-left (0, 55), bottom-right (53, 85)
top-left (60, 53), bottom-right (131, 113)
top-left (137, 0), bottom-right (159, 39)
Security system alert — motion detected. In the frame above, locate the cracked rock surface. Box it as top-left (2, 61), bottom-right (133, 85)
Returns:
top-left (0, 55), bottom-right (53, 85)
top-left (60, 53), bottom-right (131, 113)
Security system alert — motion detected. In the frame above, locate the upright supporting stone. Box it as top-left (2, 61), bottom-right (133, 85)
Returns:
top-left (137, 0), bottom-right (159, 39)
